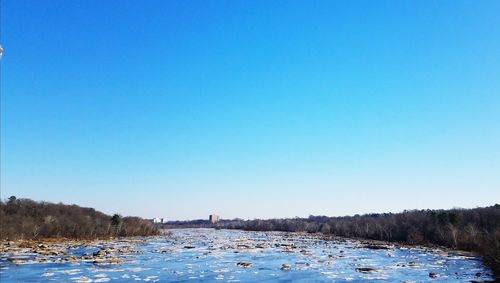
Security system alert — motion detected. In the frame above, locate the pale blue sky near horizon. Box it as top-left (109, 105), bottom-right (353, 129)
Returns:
top-left (1, 0), bottom-right (499, 220)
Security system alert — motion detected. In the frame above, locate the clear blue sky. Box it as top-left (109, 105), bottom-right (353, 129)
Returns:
top-left (1, 0), bottom-right (499, 220)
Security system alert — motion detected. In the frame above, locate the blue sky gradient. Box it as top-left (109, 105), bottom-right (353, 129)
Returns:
top-left (1, 0), bottom-right (499, 219)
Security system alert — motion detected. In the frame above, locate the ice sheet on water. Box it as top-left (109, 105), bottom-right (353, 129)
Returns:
top-left (0, 228), bottom-right (496, 282)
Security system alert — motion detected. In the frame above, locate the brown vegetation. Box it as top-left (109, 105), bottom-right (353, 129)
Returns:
top-left (0, 196), bottom-right (159, 240)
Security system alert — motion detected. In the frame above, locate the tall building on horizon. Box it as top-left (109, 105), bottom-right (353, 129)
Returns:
top-left (209, 213), bottom-right (220, 224)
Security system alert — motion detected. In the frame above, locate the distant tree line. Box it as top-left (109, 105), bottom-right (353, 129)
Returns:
top-left (0, 196), bottom-right (159, 240)
top-left (165, 205), bottom-right (500, 278)
top-left (162, 219), bottom-right (211, 228)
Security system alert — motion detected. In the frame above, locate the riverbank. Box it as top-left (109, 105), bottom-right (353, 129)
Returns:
top-left (0, 197), bottom-right (160, 240)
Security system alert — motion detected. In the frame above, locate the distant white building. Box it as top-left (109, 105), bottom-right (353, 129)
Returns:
top-left (153, 218), bottom-right (168, 224)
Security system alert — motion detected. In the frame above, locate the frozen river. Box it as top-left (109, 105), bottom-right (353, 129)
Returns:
top-left (0, 228), bottom-right (494, 282)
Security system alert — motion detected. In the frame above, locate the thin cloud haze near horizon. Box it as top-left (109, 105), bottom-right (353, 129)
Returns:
top-left (1, 0), bottom-right (499, 220)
